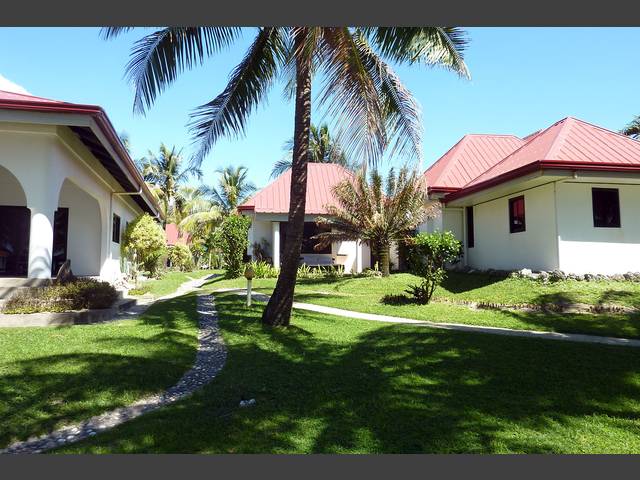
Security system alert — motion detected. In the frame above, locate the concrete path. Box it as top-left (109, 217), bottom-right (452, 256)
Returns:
top-left (215, 288), bottom-right (640, 348)
top-left (2, 276), bottom-right (226, 454)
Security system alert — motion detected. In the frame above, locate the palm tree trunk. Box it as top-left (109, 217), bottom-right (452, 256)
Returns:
top-left (379, 245), bottom-right (390, 277)
top-left (261, 29), bottom-right (312, 327)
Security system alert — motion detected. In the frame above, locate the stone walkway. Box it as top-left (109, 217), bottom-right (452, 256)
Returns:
top-left (2, 283), bottom-right (226, 454)
top-left (215, 288), bottom-right (640, 348)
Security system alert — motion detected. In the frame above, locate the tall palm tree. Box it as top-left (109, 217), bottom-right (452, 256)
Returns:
top-left (621, 115), bottom-right (640, 139)
top-left (313, 167), bottom-right (438, 277)
top-left (103, 27), bottom-right (469, 326)
top-left (271, 123), bottom-right (354, 178)
top-left (202, 165), bottom-right (256, 214)
top-left (138, 144), bottom-right (201, 226)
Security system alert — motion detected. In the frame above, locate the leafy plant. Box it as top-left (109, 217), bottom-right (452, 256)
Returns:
top-left (314, 167), bottom-right (438, 277)
top-left (168, 244), bottom-right (195, 271)
top-left (405, 231), bottom-right (463, 304)
top-left (121, 214), bottom-right (167, 277)
top-left (248, 261), bottom-right (279, 279)
top-left (252, 238), bottom-right (271, 262)
top-left (324, 265), bottom-right (345, 279)
top-left (213, 214), bottom-right (251, 278)
top-left (3, 279), bottom-right (118, 314)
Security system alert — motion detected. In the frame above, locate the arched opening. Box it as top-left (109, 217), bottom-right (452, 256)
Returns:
top-left (0, 165), bottom-right (29, 276)
top-left (56, 179), bottom-right (102, 276)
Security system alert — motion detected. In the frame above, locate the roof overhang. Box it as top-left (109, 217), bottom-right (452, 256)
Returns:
top-left (444, 160), bottom-right (640, 206)
top-left (0, 97), bottom-right (161, 218)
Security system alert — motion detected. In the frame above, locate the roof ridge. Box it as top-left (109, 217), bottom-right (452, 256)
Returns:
top-left (460, 118), bottom-right (567, 187)
top-left (545, 117), bottom-right (575, 160)
top-left (422, 135), bottom-right (469, 184)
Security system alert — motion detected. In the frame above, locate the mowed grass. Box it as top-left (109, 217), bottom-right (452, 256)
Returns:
top-left (59, 292), bottom-right (640, 454)
top-left (206, 274), bottom-right (640, 339)
top-left (0, 294), bottom-right (200, 448)
top-left (129, 269), bottom-right (217, 297)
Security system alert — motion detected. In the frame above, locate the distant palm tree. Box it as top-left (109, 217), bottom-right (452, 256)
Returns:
top-left (621, 115), bottom-right (640, 139)
top-left (104, 27), bottom-right (469, 326)
top-left (138, 144), bottom-right (201, 226)
top-left (313, 167), bottom-right (438, 277)
top-left (270, 123), bottom-right (355, 178)
top-left (201, 165), bottom-right (256, 215)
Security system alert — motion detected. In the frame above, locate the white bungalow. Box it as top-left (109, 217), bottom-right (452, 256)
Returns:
top-left (239, 163), bottom-right (372, 273)
top-left (0, 90), bottom-right (160, 289)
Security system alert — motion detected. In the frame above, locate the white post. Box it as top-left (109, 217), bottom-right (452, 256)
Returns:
top-left (272, 221), bottom-right (280, 268)
top-left (356, 239), bottom-right (363, 274)
top-left (247, 278), bottom-right (252, 307)
top-left (27, 207), bottom-right (55, 279)
top-left (247, 217), bottom-right (255, 259)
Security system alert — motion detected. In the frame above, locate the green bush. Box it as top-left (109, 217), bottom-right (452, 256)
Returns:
top-left (213, 214), bottom-right (251, 278)
top-left (122, 214), bottom-right (167, 277)
top-left (248, 261), bottom-right (279, 278)
top-left (3, 279), bottom-right (118, 314)
top-left (405, 231), bottom-right (463, 304)
top-left (168, 244), bottom-right (195, 272)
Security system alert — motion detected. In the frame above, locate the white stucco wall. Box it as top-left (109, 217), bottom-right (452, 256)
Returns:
top-left (556, 182), bottom-right (640, 274)
top-left (0, 122), bottom-right (147, 281)
top-left (466, 183), bottom-right (558, 272)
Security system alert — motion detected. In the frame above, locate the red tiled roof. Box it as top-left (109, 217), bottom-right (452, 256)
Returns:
top-left (423, 134), bottom-right (524, 192)
top-left (446, 117), bottom-right (640, 201)
top-left (239, 163), bottom-right (354, 214)
top-left (0, 89), bottom-right (67, 104)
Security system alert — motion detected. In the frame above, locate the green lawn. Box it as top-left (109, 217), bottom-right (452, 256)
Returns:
top-left (206, 274), bottom-right (640, 339)
top-left (129, 269), bottom-right (217, 297)
top-left (59, 292), bottom-right (640, 453)
top-left (0, 294), bottom-right (200, 449)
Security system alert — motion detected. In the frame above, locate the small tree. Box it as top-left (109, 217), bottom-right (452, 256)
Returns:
top-left (405, 231), bottom-right (462, 304)
top-left (168, 244), bottom-right (195, 271)
top-left (122, 213), bottom-right (167, 277)
top-left (213, 214), bottom-right (251, 278)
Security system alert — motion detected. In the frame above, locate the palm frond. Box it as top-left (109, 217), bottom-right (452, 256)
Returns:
top-left (363, 27), bottom-right (470, 78)
top-left (621, 115), bottom-right (640, 139)
top-left (124, 27), bottom-right (242, 114)
top-left (100, 27), bottom-right (136, 40)
top-left (188, 27), bottom-right (286, 168)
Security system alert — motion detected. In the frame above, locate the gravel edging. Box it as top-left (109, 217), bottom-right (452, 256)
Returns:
top-left (1, 290), bottom-right (226, 454)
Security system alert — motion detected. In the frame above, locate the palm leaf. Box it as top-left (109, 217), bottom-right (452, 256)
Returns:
top-left (188, 27), bottom-right (287, 167)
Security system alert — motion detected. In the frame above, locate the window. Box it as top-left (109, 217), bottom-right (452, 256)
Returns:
top-left (592, 188), bottom-right (621, 228)
top-left (508, 196), bottom-right (526, 233)
top-left (112, 214), bottom-right (121, 243)
top-left (466, 206), bottom-right (474, 248)
top-left (301, 222), bottom-right (331, 254)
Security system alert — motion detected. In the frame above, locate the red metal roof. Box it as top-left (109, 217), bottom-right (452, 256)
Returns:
top-left (0, 89), bottom-right (161, 216)
top-left (423, 134), bottom-right (524, 192)
top-left (446, 117), bottom-right (640, 202)
top-left (239, 163), bottom-right (354, 214)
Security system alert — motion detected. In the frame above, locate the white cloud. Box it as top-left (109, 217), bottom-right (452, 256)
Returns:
top-left (0, 74), bottom-right (30, 95)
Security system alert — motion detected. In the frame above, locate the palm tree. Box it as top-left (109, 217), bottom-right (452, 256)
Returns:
top-left (202, 165), bottom-right (256, 214)
top-left (271, 123), bottom-right (354, 178)
top-left (138, 144), bottom-right (201, 226)
top-left (313, 167), bottom-right (438, 277)
top-left (621, 115), bottom-right (640, 139)
top-left (104, 27), bottom-right (469, 326)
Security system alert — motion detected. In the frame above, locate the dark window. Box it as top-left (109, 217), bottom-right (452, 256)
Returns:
top-left (509, 196), bottom-right (526, 233)
top-left (592, 188), bottom-right (621, 228)
top-left (52, 208), bottom-right (69, 275)
top-left (112, 214), bottom-right (121, 243)
top-left (466, 206), bottom-right (474, 248)
top-left (301, 222), bottom-right (331, 254)
top-left (0, 206), bottom-right (31, 277)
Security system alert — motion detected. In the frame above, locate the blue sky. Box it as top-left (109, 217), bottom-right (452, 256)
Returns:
top-left (1, 27), bottom-right (639, 190)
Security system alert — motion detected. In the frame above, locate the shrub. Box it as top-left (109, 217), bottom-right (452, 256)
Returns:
top-left (249, 260), bottom-right (279, 278)
top-left (122, 214), bottom-right (167, 277)
top-left (213, 214), bottom-right (251, 278)
top-left (168, 244), bottom-right (195, 272)
top-left (405, 231), bottom-right (463, 304)
top-left (3, 279), bottom-right (118, 314)
top-left (324, 265), bottom-right (345, 279)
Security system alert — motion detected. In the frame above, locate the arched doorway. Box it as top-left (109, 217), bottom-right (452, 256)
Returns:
top-left (0, 165), bottom-right (29, 276)
top-left (56, 179), bottom-right (102, 276)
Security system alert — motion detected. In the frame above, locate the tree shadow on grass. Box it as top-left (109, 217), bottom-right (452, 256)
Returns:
top-left (0, 293), bottom-right (200, 448)
top-left (59, 293), bottom-right (640, 454)
top-left (440, 272), bottom-right (505, 294)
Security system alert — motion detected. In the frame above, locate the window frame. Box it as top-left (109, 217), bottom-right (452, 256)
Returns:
top-left (592, 187), bottom-right (621, 228)
top-left (466, 206), bottom-right (474, 248)
top-left (112, 213), bottom-right (121, 244)
top-left (508, 195), bottom-right (526, 234)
